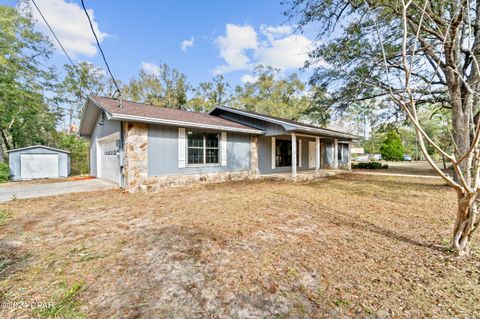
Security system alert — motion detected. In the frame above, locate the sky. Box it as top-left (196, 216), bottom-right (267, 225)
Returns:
top-left (3, 0), bottom-right (319, 88)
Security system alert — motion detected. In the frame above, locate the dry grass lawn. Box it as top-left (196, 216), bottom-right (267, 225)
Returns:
top-left (0, 174), bottom-right (479, 318)
top-left (353, 160), bottom-right (449, 176)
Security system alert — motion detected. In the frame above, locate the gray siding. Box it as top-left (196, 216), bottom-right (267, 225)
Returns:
top-left (257, 135), bottom-right (315, 174)
top-left (321, 140), bottom-right (334, 169)
top-left (89, 112), bottom-right (121, 176)
top-left (320, 140), bottom-right (350, 169)
top-left (340, 143), bottom-right (349, 165)
top-left (148, 124), bottom-right (251, 176)
top-left (8, 147), bottom-right (70, 181)
top-left (214, 110), bottom-right (287, 136)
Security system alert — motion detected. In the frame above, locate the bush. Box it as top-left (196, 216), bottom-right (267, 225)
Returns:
top-left (352, 162), bottom-right (388, 169)
top-left (380, 131), bottom-right (404, 161)
top-left (0, 162), bottom-right (9, 183)
top-left (56, 133), bottom-right (89, 175)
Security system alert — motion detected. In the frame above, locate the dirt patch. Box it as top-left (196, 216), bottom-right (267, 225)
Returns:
top-left (0, 174), bottom-right (478, 318)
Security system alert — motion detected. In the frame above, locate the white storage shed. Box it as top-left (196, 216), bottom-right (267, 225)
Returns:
top-left (7, 145), bottom-right (70, 181)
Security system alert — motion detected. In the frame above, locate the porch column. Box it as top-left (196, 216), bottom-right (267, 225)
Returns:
top-left (315, 137), bottom-right (320, 173)
top-left (347, 141), bottom-right (352, 171)
top-left (292, 133), bottom-right (297, 177)
top-left (333, 138), bottom-right (338, 170)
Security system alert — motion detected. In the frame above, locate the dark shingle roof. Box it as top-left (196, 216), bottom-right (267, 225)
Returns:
top-left (210, 106), bottom-right (361, 139)
top-left (90, 96), bottom-right (261, 133)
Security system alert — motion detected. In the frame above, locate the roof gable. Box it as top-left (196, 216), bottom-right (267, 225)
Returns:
top-left (6, 145), bottom-right (70, 154)
top-left (79, 96), bottom-right (264, 136)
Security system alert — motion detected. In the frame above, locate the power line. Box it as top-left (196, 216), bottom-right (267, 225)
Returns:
top-left (80, 0), bottom-right (121, 97)
top-left (30, 0), bottom-right (78, 72)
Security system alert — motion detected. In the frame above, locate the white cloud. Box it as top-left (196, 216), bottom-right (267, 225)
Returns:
top-left (260, 24), bottom-right (293, 41)
top-left (240, 74), bottom-right (258, 84)
top-left (255, 34), bottom-right (312, 70)
top-left (181, 37), bottom-right (194, 52)
top-left (26, 0), bottom-right (107, 57)
top-left (213, 24), bottom-right (258, 74)
top-left (141, 62), bottom-right (160, 76)
top-left (214, 24), bottom-right (320, 77)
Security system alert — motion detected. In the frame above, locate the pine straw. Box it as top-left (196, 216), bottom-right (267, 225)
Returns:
top-left (0, 174), bottom-right (479, 318)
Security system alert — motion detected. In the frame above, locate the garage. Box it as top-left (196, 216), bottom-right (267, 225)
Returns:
top-left (7, 145), bottom-right (70, 181)
top-left (96, 134), bottom-right (120, 184)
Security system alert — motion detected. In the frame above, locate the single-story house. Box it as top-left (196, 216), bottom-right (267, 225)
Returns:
top-left (79, 96), bottom-right (358, 192)
top-left (7, 145), bottom-right (70, 181)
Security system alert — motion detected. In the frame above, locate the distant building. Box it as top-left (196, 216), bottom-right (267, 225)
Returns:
top-left (351, 147), bottom-right (364, 154)
top-left (69, 124), bottom-right (78, 134)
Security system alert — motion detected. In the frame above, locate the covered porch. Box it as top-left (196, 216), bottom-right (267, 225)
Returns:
top-left (257, 132), bottom-right (352, 178)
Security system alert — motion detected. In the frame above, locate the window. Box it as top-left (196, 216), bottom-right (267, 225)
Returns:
top-left (338, 143), bottom-right (348, 163)
top-left (275, 139), bottom-right (299, 167)
top-left (187, 131), bottom-right (219, 165)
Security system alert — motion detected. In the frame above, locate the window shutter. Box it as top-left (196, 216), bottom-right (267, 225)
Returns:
top-left (221, 132), bottom-right (227, 166)
top-left (298, 139), bottom-right (302, 167)
top-left (271, 137), bottom-right (276, 169)
top-left (178, 128), bottom-right (186, 168)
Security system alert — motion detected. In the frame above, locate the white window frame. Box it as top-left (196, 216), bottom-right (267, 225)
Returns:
top-left (186, 130), bottom-right (221, 167)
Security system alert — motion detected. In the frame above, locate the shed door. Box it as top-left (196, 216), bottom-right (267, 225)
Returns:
top-left (99, 139), bottom-right (120, 184)
top-left (20, 153), bottom-right (59, 179)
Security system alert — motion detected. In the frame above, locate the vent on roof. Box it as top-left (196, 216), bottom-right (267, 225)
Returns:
top-left (112, 90), bottom-right (123, 108)
top-left (118, 94), bottom-right (123, 108)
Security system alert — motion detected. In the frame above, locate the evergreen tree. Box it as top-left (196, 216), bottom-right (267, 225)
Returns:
top-left (380, 131), bottom-right (404, 161)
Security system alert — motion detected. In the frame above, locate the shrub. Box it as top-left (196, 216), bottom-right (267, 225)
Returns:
top-left (352, 162), bottom-right (387, 169)
top-left (0, 162), bottom-right (9, 183)
top-left (380, 131), bottom-right (404, 161)
top-left (56, 133), bottom-right (89, 175)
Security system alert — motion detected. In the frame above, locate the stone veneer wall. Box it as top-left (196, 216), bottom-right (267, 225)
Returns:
top-left (250, 135), bottom-right (259, 175)
top-left (123, 122), bottom-right (260, 193)
top-left (123, 122), bottom-right (149, 192)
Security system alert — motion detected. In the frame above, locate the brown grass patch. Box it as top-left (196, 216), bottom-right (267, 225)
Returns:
top-left (0, 174), bottom-right (479, 318)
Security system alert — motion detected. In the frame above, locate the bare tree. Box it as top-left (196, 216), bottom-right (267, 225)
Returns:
top-left (288, 0), bottom-right (480, 255)
top-left (393, 0), bottom-right (480, 256)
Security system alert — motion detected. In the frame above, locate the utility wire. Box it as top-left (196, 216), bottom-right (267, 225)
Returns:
top-left (80, 0), bottom-right (121, 97)
top-left (30, 0), bottom-right (78, 72)
top-left (30, 0), bottom-right (82, 128)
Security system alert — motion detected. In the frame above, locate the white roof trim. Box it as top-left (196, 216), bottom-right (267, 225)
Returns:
top-left (209, 106), bottom-right (360, 139)
top-left (110, 113), bottom-right (264, 134)
top-left (81, 97), bottom-right (264, 135)
top-left (6, 145), bottom-right (70, 154)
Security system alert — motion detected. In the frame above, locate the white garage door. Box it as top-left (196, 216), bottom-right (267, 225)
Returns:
top-left (99, 139), bottom-right (120, 184)
top-left (20, 154), bottom-right (59, 179)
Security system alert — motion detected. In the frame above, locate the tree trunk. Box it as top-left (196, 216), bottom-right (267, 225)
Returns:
top-left (453, 192), bottom-right (479, 255)
top-left (451, 92), bottom-right (471, 181)
top-left (0, 140), bottom-right (4, 163)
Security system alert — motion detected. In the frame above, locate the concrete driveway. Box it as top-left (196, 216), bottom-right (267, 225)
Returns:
top-left (0, 179), bottom-right (117, 203)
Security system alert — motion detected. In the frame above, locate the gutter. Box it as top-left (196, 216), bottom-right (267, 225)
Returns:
top-left (109, 113), bottom-right (264, 135)
top-left (210, 106), bottom-right (361, 140)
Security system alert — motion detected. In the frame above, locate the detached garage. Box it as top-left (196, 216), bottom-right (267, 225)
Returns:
top-left (7, 145), bottom-right (70, 181)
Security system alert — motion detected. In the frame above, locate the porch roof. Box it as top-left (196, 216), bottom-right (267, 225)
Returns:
top-left (209, 106), bottom-right (361, 140)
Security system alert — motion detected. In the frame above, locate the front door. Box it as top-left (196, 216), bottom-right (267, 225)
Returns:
top-left (308, 141), bottom-right (316, 169)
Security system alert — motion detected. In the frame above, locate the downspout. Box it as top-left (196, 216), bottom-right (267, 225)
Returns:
top-left (119, 121), bottom-right (125, 189)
